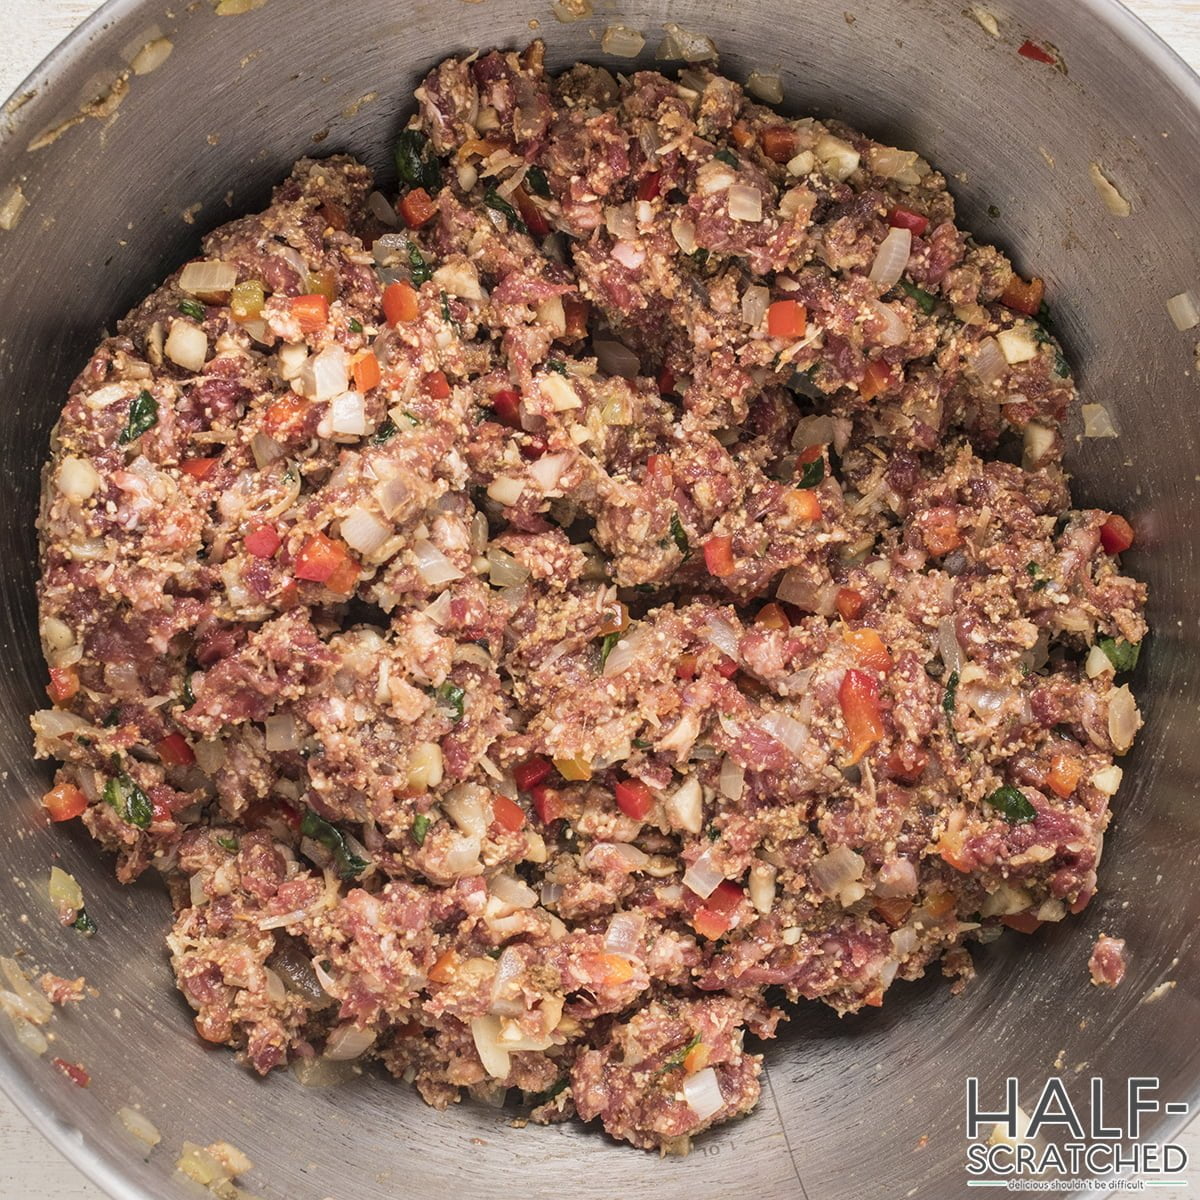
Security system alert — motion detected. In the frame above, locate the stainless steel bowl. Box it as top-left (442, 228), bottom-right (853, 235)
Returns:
top-left (1, 2), bottom-right (1198, 1197)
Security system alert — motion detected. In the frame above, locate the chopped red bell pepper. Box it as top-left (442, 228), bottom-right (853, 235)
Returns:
top-left (399, 187), bottom-right (438, 229)
top-left (836, 587), bottom-right (866, 621)
top-left (295, 533), bottom-right (358, 594)
top-left (290, 294), bottom-right (329, 333)
top-left (562, 297), bottom-right (590, 340)
top-left (350, 351), bottom-right (381, 393)
top-left (657, 364), bottom-right (676, 396)
top-left (244, 523), bottom-right (281, 559)
top-left (490, 388), bottom-right (523, 429)
top-left (156, 732), bottom-right (196, 767)
top-left (919, 506), bottom-right (963, 556)
top-left (760, 126), bottom-right (798, 163)
top-left (714, 656), bottom-right (740, 679)
top-left (766, 299), bottom-right (807, 339)
top-left (382, 280), bottom-right (420, 325)
top-left (676, 653), bottom-right (698, 681)
top-left (180, 456), bottom-right (220, 480)
top-left (784, 489), bottom-right (822, 523)
top-left (859, 358), bottom-right (894, 401)
top-left (47, 667), bottom-right (79, 705)
top-left (514, 186), bottom-right (551, 237)
top-left (43, 782), bottom-right (88, 822)
top-left (703, 535), bottom-right (736, 578)
top-left (262, 394), bottom-right (309, 439)
top-left (843, 627), bottom-right (893, 673)
top-left (887, 205), bottom-right (930, 236)
top-left (491, 793), bottom-right (527, 832)
top-left (1099, 514), bottom-right (1135, 555)
top-left (514, 755), bottom-right (553, 792)
top-left (885, 745), bottom-right (929, 785)
top-left (637, 171), bottom-right (663, 202)
top-left (424, 370), bottom-right (452, 400)
top-left (614, 778), bottom-right (654, 821)
top-left (1001, 912), bottom-right (1044, 934)
top-left (755, 602), bottom-right (790, 631)
top-left (530, 784), bottom-right (566, 824)
top-left (999, 274), bottom-right (1045, 316)
top-left (692, 881), bottom-right (743, 939)
top-left (1046, 752), bottom-right (1083, 799)
top-left (1018, 39), bottom-right (1058, 65)
top-left (839, 668), bottom-right (886, 765)
top-left (52, 1058), bottom-right (90, 1088)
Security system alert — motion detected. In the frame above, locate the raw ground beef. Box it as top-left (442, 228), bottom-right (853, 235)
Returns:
top-left (33, 43), bottom-right (1147, 1153)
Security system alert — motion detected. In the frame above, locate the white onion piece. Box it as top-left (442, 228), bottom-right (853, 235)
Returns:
top-left (749, 862), bottom-right (777, 914)
top-left (1085, 644), bottom-right (1115, 678)
top-left (1167, 291), bottom-right (1200, 332)
top-left (997, 327), bottom-right (1038, 364)
top-left (604, 203), bottom-right (638, 240)
top-left (777, 570), bottom-right (837, 615)
top-left (683, 849), bottom-right (724, 900)
top-left (178, 259), bottom-right (237, 299)
top-left (757, 710), bottom-right (810, 758)
top-left (329, 391), bottom-right (367, 436)
top-left (868, 227), bottom-right (912, 288)
top-left (969, 336), bottom-right (1007, 385)
top-left (341, 506), bottom-right (391, 556)
top-left (1081, 404), bottom-right (1119, 439)
top-left (57, 456), bottom-right (101, 502)
top-left (1107, 684), bottom-right (1141, 754)
top-left (324, 1024), bottom-right (377, 1061)
top-left (1091, 765), bottom-right (1123, 796)
top-left (746, 71), bottom-right (783, 104)
top-left (665, 776), bottom-right (703, 834)
top-left (791, 414), bottom-right (835, 450)
top-left (937, 616), bottom-right (964, 674)
top-left (602, 624), bottom-right (648, 678)
top-left (432, 260), bottom-right (484, 302)
top-left (605, 842), bottom-right (651, 870)
top-left (299, 345), bottom-right (349, 401)
top-left (593, 338), bottom-right (641, 378)
top-left (0, 184), bottom-right (27, 232)
top-left (612, 241), bottom-right (646, 270)
top-left (683, 1068), bottom-right (725, 1121)
top-left (485, 547), bottom-right (531, 587)
top-left (656, 22), bottom-right (717, 62)
top-left (118, 1107), bottom-right (162, 1147)
top-left (671, 216), bottom-right (697, 254)
top-left (443, 785), bottom-right (489, 838)
top-left (528, 451), bottom-right (573, 493)
top-left (367, 190), bottom-right (400, 228)
top-left (47, 866), bottom-right (84, 922)
top-left (444, 834), bottom-right (483, 876)
top-left (0, 960), bottom-right (52, 1023)
top-left (741, 285), bottom-right (769, 328)
top-left (604, 912), bottom-right (644, 959)
top-left (868, 298), bottom-right (907, 346)
top-left (811, 845), bottom-right (866, 899)
top-left (816, 134), bottom-right (860, 181)
top-left (875, 858), bottom-right (918, 898)
top-left (541, 373), bottom-right (581, 411)
top-left (1023, 422), bottom-right (1056, 468)
top-left (490, 873), bottom-right (537, 910)
top-left (703, 613), bottom-right (741, 660)
top-left (164, 321), bottom-right (208, 371)
top-left (277, 341), bottom-right (308, 381)
top-left (728, 184), bottom-right (763, 223)
top-left (264, 711), bottom-right (300, 752)
top-left (413, 538), bottom-right (464, 585)
top-left (8, 1018), bottom-right (47, 1056)
top-left (1089, 161), bottom-right (1131, 217)
top-left (718, 757), bottom-right (745, 802)
top-left (249, 431), bottom-right (284, 470)
top-left (471, 1015), bottom-right (512, 1078)
top-left (30, 708), bottom-right (89, 750)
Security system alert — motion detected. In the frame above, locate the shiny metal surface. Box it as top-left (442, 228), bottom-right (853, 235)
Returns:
top-left (0, 1), bottom-right (1197, 1196)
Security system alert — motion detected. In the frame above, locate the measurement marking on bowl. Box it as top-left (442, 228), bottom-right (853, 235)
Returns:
top-left (761, 1060), bottom-right (810, 1196)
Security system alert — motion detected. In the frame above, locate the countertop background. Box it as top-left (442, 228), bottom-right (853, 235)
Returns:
top-left (0, 1), bottom-right (1198, 1196)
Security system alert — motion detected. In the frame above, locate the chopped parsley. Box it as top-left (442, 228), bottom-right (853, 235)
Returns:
top-left (599, 631), bottom-right (622, 668)
top-left (402, 410), bottom-right (421, 426)
top-left (300, 809), bottom-right (369, 880)
top-left (178, 298), bottom-right (206, 321)
top-left (1098, 636), bottom-right (1140, 674)
top-left (632, 737), bottom-right (651, 750)
top-left (395, 129), bottom-right (442, 194)
top-left (181, 672), bottom-right (196, 709)
top-left (526, 1076), bottom-right (569, 1107)
top-left (433, 680), bottom-right (466, 722)
top-left (526, 165), bottom-right (551, 197)
top-left (103, 772), bottom-right (152, 830)
top-left (370, 417), bottom-right (398, 444)
top-left (670, 512), bottom-right (690, 559)
top-left (899, 280), bottom-right (936, 314)
top-left (215, 833), bottom-right (239, 852)
top-left (797, 457), bottom-right (825, 488)
top-left (707, 825), bottom-right (720, 841)
top-left (440, 290), bottom-right (453, 323)
top-left (658, 1032), bottom-right (702, 1074)
top-left (546, 359), bottom-right (568, 375)
top-left (983, 785), bottom-right (1036, 825)
top-left (987, 204), bottom-right (1001, 218)
top-left (1026, 561), bottom-right (1050, 591)
top-left (118, 390), bottom-right (158, 445)
top-left (72, 909), bottom-right (97, 936)
top-left (942, 669), bottom-right (959, 740)
top-left (713, 149), bottom-right (739, 168)
top-left (408, 243), bottom-right (432, 285)
top-left (411, 813), bottom-right (432, 846)
top-left (102, 708), bottom-right (120, 728)
top-left (483, 187), bottom-right (526, 233)
top-left (348, 317), bottom-right (363, 333)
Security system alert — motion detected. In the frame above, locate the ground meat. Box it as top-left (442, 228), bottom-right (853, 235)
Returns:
top-left (32, 44), bottom-right (1148, 1155)
top-left (1088, 934), bottom-right (1128, 988)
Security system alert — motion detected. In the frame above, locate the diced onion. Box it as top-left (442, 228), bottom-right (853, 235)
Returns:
top-left (593, 338), bottom-right (641, 378)
top-left (656, 23), bottom-right (717, 62)
top-left (264, 711), bottom-right (300, 752)
top-left (1107, 684), bottom-right (1140, 754)
top-left (791, 414), bottom-right (835, 449)
top-left (367, 190), bottom-right (400, 228)
top-left (757, 710), bottom-right (810, 758)
top-left (1023, 422), bottom-right (1056, 468)
top-left (786, 151), bottom-right (815, 177)
top-left (528, 451), bottom-right (573, 493)
top-left (727, 184), bottom-right (763, 223)
top-left (748, 862), bottom-right (777, 914)
top-left (0, 959), bottom-right (53, 1024)
top-left (605, 842), bottom-right (651, 870)
top-left (1081, 404), bottom-right (1119, 439)
top-left (1086, 644), bottom-right (1115, 678)
top-left (485, 547), bottom-right (531, 588)
top-left (604, 912), bottom-right (644, 959)
top-left (9, 1019), bottom-right (48, 1056)
top-left (443, 784), bottom-right (489, 838)
top-left (324, 1024), bottom-right (377, 1061)
top-left (683, 848), bottom-right (724, 900)
top-left (471, 1014), bottom-right (511, 1079)
top-left (57, 456), bottom-right (101, 502)
top-left (997, 326), bottom-right (1038, 365)
top-left (816, 134), bottom-right (860, 182)
top-left (875, 858), bottom-right (918, 898)
top-left (696, 161), bottom-right (737, 196)
top-left (969, 336), bottom-right (1007, 385)
top-left (937, 616), bottom-right (964, 674)
top-left (277, 341), bottom-right (308, 381)
top-left (665, 776), bottom-right (703, 834)
top-left (612, 241), bottom-right (646, 269)
top-left (1091, 765), bottom-right (1123, 796)
top-left (299, 345), bottom-right (349, 401)
top-left (1167, 291), bottom-right (1200, 332)
top-left (0, 184), bottom-right (28, 231)
top-left (671, 216), bottom-right (697, 254)
top-left (329, 391), bottom-right (367, 436)
top-left (47, 866), bottom-right (84, 922)
top-left (413, 538), bottom-right (464, 585)
top-left (432, 260), bottom-right (484, 302)
top-left (178, 260), bottom-right (237, 300)
top-left (777, 569), bottom-right (837, 615)
top-left (703, 613), bottom-right (742, 660)
top-left (868, 298), bottom-right (907, 346)
top-left (444, 834), bottom-right (483, 876)
top-left (407, 742), bottom-right (444, 790)
top-left (602, 623), bottom-right (648, 678)
top-left (683, 1067), bottom-right (725, 1121)
top-left (490, 873), bottom-right (537, 910)
top-left (165, 320), bottom-right (208, 372)
top-left (118, 1107), bottom-right (162, 1147)
top-left (341, 506), bottom-right (392, 556)
top-left (741, 285), bottom-right (769, 329)
top-left (1089, 161), bottom-right (1132, 218)
top-left (746, 71), bottom-right (783, 104)
top-left (811, 845), bottom-right (866, 899)
top-left (868, 227), bottom-right (912, 288)
top-left (601, 22), bottom-right (645, 55)
top-left (718, 757), bottom-right (745, 802)
top-left (540, 373), bottom-right (581, 411)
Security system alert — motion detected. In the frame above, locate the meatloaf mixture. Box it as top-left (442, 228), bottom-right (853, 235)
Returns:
top-left (34, 42), bottom-right (1147, 1152)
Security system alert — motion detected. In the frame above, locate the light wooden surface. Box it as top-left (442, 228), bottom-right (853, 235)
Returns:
top-left (0, 2), bottom-right (1197, 1197)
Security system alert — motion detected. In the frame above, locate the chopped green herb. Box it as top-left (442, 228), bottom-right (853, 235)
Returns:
top-left (987, 204), bottom-right (1001, 219)
top-left (483, 187), bottom-right (526, 233)
top-left (181, 672), bottom-right (196, 709)
top-left (215, 833), bottom-right (239, 852)
top-left (102, 708), bottom-right (120, 728)
top-left (707, 825), bottom-right (720, 841)
top-left (713, 149), bottom-right (739, 168)
top-left (797, 457), bottom-right (825, 488)
top-left (370, 417), bottom-right (398, 444)
top-left (670, 512), bottom-right (690, 559)
top-left (395, 129), bottom-right (442, 193)
top-left (402, 410), bottom-right (421, 426)
top-left (440, 291), bottom-right (453, 323)
top-left (103, 773), bottom-right (152, 830)
top-left (942, 669), bottom-right (959, 737)
top-left (300, 809), bottom-right (369, 881)
top-left (411, 813), bottom-right (432, 846)
top-left (546, 359), bottom-right (568, 376)
top-left (408, 243), bottom-right (432, 285)
top-left (692, 248), bottom-right (710, 268)
top-left (526, 166), bottom-right (551, 198)
top-left (526, 1076), bottom-right (569, 1107)
top-left (899, 280), bottom-right (936, 315)
top-left (1036, 300), bottom-right (1055, 332)
top-left (1098, 636), bottom-right (1140, 673)
top-left (1026, 562), bottom-right (1049, 590)
top-left (72, 908), bottom-right (97, 936)
top-left (178, 298), bottom-right (206, 321)
top-left (1033, 579), bottom-right (1049, 592)
top-left (118, 390), bottom-right (158, 445)
top-left (983, 784), bottom-right (1036, 825)
top-left (348, 317), bottom-right (364, 333)
top-left (434, 680), bottom-right (466, 722)
top-left (1026, 561), bottom-right (1042, 577)
top-left (1053, 348), bottom-right (1070, 378)
top-left (599, 631), bottom-right (622, 668)
top-left (632, 737), bottom-right (651, 750)
top-left (658, 1032), bottom-right (702, 1074)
